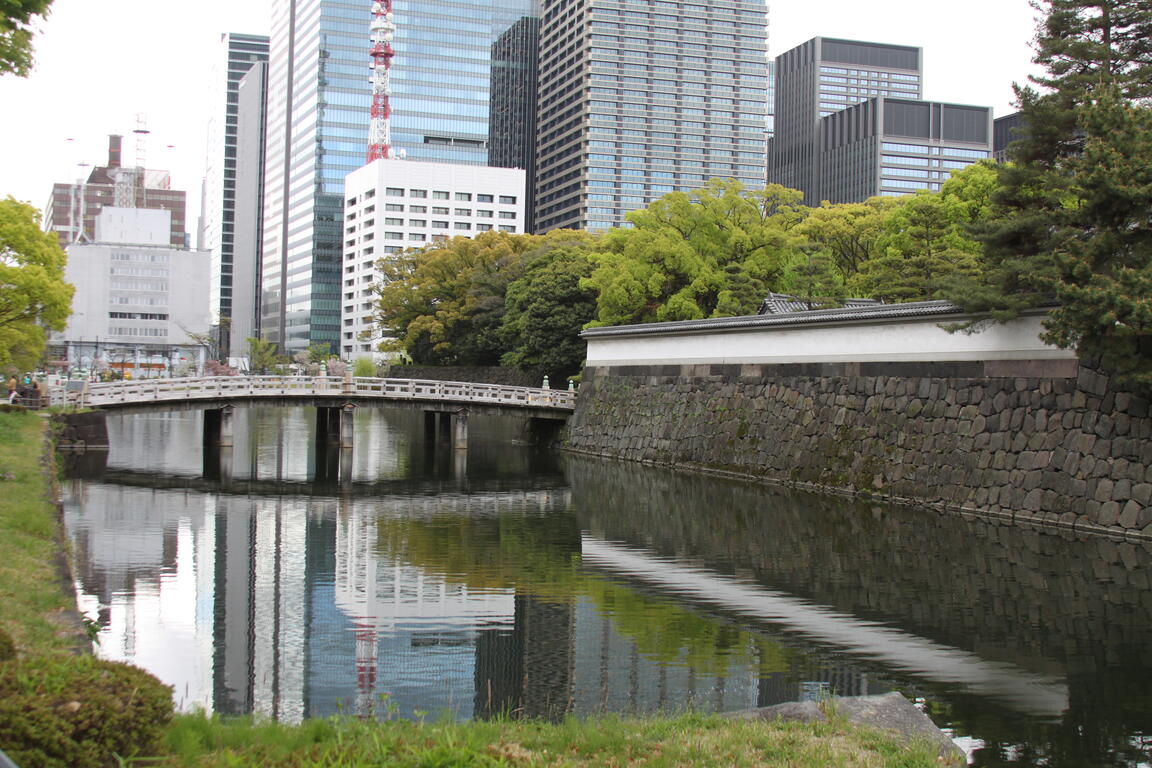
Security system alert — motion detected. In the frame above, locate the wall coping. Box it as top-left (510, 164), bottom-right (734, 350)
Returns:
top-left (582, 300), bottom-right (1009, 338)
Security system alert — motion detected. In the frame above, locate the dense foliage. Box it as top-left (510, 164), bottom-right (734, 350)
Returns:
top-left (946, 0), bottom-right (1152, 388)
top-left (368, 173), bottom-right (1001, 380)
top-left (1, 0), bottom-right (53, 77)
top-left (0, 197), bottom-right (73, 373)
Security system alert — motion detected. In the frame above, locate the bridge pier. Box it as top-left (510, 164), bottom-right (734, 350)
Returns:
top-left (424, 409), bottom-right (468, 450)
top-left (203, 405), bottom-right (236, 448)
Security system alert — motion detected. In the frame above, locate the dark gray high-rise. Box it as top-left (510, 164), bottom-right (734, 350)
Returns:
top-left (818, 97), bottom-right (993, 203)
top-left (489, 16), bottom-right (542, 232)
top-left (769, 37), bottom-right (922, 204)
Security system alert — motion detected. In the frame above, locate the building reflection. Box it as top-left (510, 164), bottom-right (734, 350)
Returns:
top-left (61, 409), bottom-right (1152, 766)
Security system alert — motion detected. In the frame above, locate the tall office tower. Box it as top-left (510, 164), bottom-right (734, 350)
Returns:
top-left (532, 0), bottom-right (771, 234)
top-left (229, 61), bottom-right (269, 360)
top-left (770, 37), bottom-right (922, 204)
top-left (45, 135), bottom-right (187, 248)
top-left (489, 15), bottom-right (541, 232)
top-left (261, 1), bottom-right (539, 355)
top-left (201, 33), bottom-right (270, 350)
top-left (818, 97), bottom-right (992, 203)
top-left (993, 112), bottom-right (1024, 162)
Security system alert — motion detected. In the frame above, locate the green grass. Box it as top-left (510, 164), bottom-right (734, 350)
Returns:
top-left (150, 711), bottom-right (956, 767)
top-left (0, 411), bottom-right (79, 656)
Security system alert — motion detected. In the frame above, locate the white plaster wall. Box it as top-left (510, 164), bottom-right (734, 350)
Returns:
top-left (341, 159), bottom-right (527, 360)
top-left (585, 313), bottom-right (1076, 366)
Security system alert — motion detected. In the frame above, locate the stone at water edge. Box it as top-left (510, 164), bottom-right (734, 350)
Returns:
top-left (723, 691), bottom-right (965, 763)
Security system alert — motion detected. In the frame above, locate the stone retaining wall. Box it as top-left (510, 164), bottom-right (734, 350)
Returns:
top-left (566, 361), bottom-right (1152, 539)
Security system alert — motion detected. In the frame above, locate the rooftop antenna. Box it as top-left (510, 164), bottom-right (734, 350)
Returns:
top-left (134, 114), bottom-right (151, 207)
top-left (367, 1), bottom-right (395, 161)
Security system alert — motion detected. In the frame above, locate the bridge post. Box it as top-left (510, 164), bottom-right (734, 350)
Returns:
top-left (219, 405), bottom-right (235, 448)
top-left (340, 404), bottom-right (355, 450)
top-left (452, 409), bottom-right (468, 451)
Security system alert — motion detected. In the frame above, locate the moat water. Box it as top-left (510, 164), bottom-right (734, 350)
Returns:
top-left (60, 407), bottom-right (1152, 767)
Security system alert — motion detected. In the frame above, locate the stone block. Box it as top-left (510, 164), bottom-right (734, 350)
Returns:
top-left (1096, 501), bottom-right (1121, 526)
top-left (1119, 500), bottom-right (1143, 529)
top-left (1095, 478), bottom-right (1116, 503)
top-left (1077, 366), bottom-right (1109, 397)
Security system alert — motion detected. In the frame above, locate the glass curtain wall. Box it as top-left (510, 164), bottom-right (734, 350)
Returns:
top-left (263, 0), bottom-right (539, 355)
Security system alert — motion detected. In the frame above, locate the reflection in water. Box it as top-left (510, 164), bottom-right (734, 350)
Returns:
top-left (60, 408), bottom-right (1152, 766)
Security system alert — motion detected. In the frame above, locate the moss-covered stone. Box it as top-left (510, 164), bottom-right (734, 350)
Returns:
top-left (0, 655), bottom-right (173, 768)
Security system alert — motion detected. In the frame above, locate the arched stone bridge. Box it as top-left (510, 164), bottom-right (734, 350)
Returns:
top-left (53, 376), bottom-right (575, 459)
top-left (55, 375), bottom-right (575, 415)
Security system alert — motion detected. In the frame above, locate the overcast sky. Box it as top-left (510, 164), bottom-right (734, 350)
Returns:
top-left (0, 0), bottom-right (1041, 228)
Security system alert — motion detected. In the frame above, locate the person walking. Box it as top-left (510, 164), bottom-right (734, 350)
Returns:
top-left (6, 376), bottom-right (19, 405)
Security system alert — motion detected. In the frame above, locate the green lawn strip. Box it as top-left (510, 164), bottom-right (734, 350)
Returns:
top-left (0, 411), bottom-right (79, 656)
top-left (153, 712), bottom-right (953, 767)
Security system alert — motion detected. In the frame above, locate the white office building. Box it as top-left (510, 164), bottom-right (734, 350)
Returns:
top-left (341, 159), bottom-right (527, 360)
top-left (57, 207), bottom-right (212, 377)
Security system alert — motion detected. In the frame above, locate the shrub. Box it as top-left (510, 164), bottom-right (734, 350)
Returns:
top-left (0, 628), bottom-right (14, 661)
top-left (0, 655), bottom-right (173, 768)
top-left (352, 357), bottom-right (376, 378)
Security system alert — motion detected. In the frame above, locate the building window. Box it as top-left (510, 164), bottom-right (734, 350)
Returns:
top-left (499, 195), bottom-right (517, 204)
top-left (454, 222), bottom-right (471, 230)
top-left (455, 192), bottom-right (472, 201)
top-left (498, 211), bottom-right (517, 220)
top-left (410, 189), bottom-right (427, 198)
top-left (386, 187), bottom-right (404, 196)
top-left (433, 190), bottom-right (449, 199)
top-left (477, 194), bottom-right (494, 203)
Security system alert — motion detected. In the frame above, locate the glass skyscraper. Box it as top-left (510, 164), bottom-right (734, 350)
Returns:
top-left (202, 33), bottom-right (269, 346)
top-left (533, 0), bottom-right (771, 234)
top-left (262, 0), bottom-right (539, 354)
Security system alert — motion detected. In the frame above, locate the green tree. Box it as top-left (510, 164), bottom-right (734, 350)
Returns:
top-left (0, 197), bottom-right (72, 372)
top-left (850, 193), bottom-right (982, 304)
top-left (245, 337), bottom-right (286, 375)
top-left (372, 231), bottom-right (573, 366)
top-left (500, 235), bottom-right (598, 381)
top-left (1, 0), bottom-right (54, 77)
top-left (794, 196), bottom-right (898, 279)
top-left (947, 0), bottom-right (1152, 386)
top-left (584, 180), bottom-right (806, 326)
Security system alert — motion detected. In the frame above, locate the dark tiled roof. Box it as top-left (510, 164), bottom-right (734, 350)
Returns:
top-left (581, 300), bottom-right (970, 338)
top-left (756, 292), bottom-right (884, 315)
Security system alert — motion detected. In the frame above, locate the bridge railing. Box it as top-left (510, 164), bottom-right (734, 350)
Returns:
top-left (52, 376), bottom-right (576, 411)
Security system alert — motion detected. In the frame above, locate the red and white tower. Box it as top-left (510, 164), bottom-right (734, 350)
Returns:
top-left (367, 1), bottom-right (395, 162)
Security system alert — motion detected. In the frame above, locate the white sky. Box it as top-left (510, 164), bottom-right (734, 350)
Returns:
top-left (0, 0), bottom-right (1041, 228)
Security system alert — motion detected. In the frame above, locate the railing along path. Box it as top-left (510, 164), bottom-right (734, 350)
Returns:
top-left (54, 376), bottom-right (576, 411)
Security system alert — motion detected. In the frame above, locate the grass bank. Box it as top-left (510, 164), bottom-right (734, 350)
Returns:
top-left (157, 711), bottom-right (953, 767)
top-left (0, 410), bottom-right (82, 656)
top-left (0, 410), bottom-right (956, 767)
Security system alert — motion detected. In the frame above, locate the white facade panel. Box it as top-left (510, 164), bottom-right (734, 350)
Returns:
top-left (58, 209), bottom-right (213, 376)
top-left (341, 159), bottom-right (528, 360)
